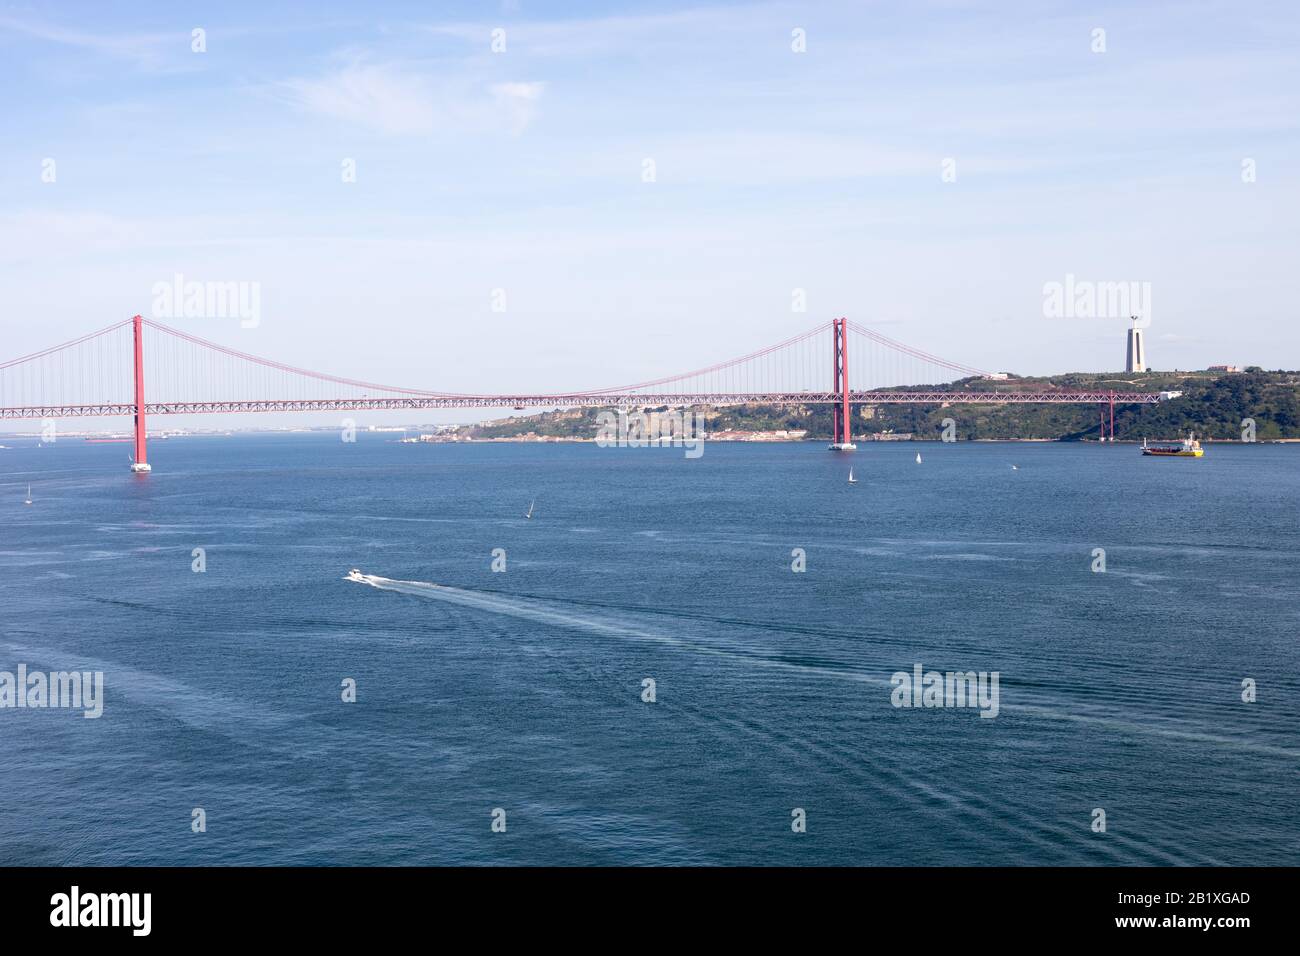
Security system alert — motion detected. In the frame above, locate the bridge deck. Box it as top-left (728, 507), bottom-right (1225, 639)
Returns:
top-left (0, 390), bottom-right (1163, 420)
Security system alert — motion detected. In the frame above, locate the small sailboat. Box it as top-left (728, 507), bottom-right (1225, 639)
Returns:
top-left (847, 468), bottom-right (857, 484)
top-left (24, 484), bottom-right (33, 505)
top-left (1011, 464), bottom-right (1018, 471)
top-left (915, 452), bottom-right (922, 464)
top-left (525, 499), bottom-right (535, 519)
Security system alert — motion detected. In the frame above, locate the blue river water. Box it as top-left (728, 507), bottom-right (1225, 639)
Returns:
top-left (1, 433), bottom-right (1297, 865)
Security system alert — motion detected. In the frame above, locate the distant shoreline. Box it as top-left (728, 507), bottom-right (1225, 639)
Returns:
top-left (4, 432), bottom-right (1299, 445)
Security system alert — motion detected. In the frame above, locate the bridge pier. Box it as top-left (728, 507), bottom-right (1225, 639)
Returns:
top-left (1097, 393), bottom-right (1117, 442)
top-left (130, 314), bottom-right (151, 473)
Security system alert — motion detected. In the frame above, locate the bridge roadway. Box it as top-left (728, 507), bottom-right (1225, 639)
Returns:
top-left (0, 390), bottom-right (1164, 420)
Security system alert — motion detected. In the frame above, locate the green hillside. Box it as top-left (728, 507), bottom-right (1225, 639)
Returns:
top-left (467, 369), bottom-right (1300, 442)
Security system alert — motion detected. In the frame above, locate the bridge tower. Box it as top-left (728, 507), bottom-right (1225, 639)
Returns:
top-left (829, 317), bottom-right (856, 450)
top-left (130, 314), bottom-right (151, 473)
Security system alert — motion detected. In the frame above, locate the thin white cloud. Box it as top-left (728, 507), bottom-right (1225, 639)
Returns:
top-left (491, 81), bottom-right (545, 133)
top-left (0, 14), bottom-right (178, 67)
top-left (279, 63), bottom-right (544, 135)
top-left (422, 6), bottom-right (771, 57)
top-left (283, 63), bottom-right (440, 135)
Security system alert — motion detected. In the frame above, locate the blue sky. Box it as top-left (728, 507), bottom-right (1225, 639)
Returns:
top-left (2, 0), bottom-right (1298, 424)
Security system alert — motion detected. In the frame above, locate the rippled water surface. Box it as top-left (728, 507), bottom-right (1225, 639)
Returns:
top-left (2, 434), bottom-right (1297, 865)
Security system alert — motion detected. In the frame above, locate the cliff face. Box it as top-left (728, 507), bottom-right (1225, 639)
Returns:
top-left (462, 370), bottom-right (1300, 442)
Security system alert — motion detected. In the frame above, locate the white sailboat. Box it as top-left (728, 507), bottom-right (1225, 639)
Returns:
top-left (915, 452), bottom-right (922, 464)
top-left (525, 499), bottom-right (535, 519)
top-left (24, 484), bottom-right (32, 505)
top-left (847, 468), bottom-right (857, 484)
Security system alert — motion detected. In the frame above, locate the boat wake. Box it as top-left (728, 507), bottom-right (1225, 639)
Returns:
top-left (351, 574), bottom-right (711, 657)
top-left (0, 641), bottom-right (330, 757)
top-left (349, 574), bottom-right (1275, 864)
top-left (348, 573), bottom-right (1299, 762)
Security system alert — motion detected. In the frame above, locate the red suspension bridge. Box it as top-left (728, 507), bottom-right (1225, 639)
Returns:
top-left (1, 315), bottom-right (1161, 471)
